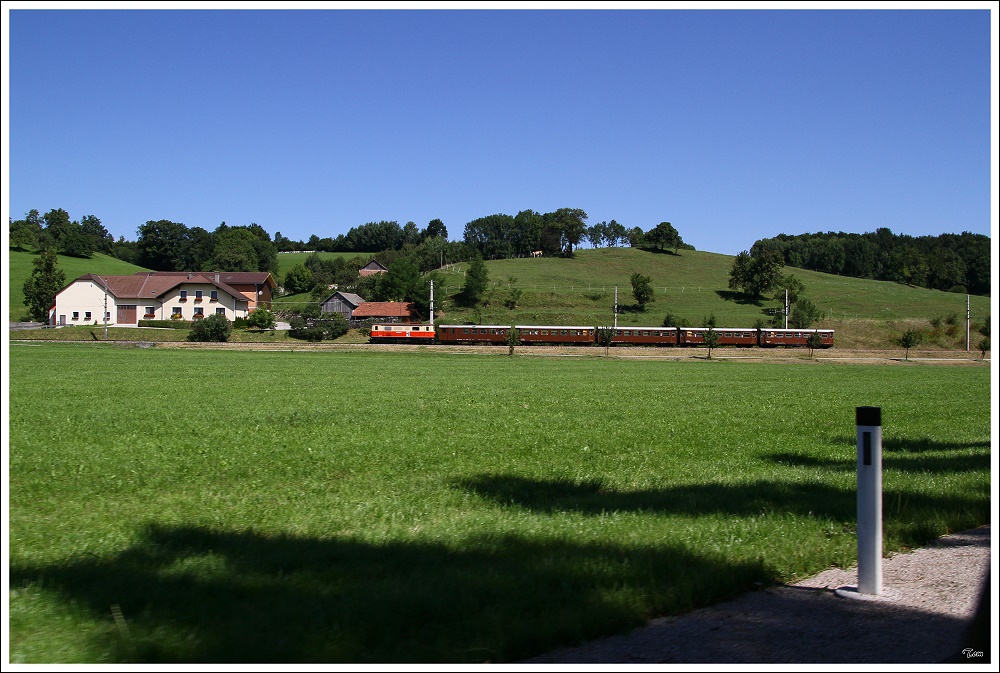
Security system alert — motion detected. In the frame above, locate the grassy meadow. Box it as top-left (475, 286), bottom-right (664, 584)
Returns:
top-left (7, 343), bottom-right (991, 663)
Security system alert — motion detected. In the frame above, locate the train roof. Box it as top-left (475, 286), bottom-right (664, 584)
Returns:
top-left (514, 325), bottom-right (596, 330)
top-left (761, 328), bottom-right (835, 332)
top-left (438, 324), bottom-right (512, 329)
top-left (680, 326), bottom-right (758, 331)
top-left (605, 325), bottom-right (678, 329)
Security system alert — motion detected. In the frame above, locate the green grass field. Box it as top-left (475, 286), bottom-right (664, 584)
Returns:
top-left (8, 343), bottom-right (990, 663)
top-left (276, 251), bottom-right (368, 277)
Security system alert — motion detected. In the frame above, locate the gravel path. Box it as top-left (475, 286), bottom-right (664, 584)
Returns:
top-left (523, 525), bottom-right (992, 665)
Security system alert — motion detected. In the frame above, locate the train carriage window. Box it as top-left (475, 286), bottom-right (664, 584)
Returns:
top-left (462, 328), bottom-right (469, 334)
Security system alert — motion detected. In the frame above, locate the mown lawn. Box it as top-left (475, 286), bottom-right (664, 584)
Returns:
top-left (7, 343), bottom-right (991, 663)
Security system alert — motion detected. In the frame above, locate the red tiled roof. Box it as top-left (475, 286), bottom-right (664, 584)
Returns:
top-left (144, 271), bottom-right (275, 288)
top-left (74, 272), bottom-right (247, 301)
top-left (351, 301), bottom-right (417, 318)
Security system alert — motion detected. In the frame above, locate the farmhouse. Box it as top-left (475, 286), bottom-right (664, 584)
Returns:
top-left (320, 291), bottom-right (366, 321)
top-left (358, 260), bottom-right (388, 277)
top-left (52, 271), bottom-right (276, 326)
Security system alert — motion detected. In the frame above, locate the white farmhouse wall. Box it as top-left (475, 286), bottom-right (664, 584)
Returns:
top-left (160, 283), bottom-right (249, 321)
top-left (54, 280), bottom-right (120, 326)
top-left (54, 278), bottom-right (251, 326)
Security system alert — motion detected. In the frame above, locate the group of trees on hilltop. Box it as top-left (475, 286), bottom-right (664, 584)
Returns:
top-left (10, 209), bottom-right (283, 277)
top-left (278, 218), bottom-right (450, 254)
top-left (126, 220), bottom-right (280, 275)
top-left (461, 209), bottom-right (691, 260)
top-left (11, 205), bottom-right (691, 277)
top-left (10, 209), bottom-right (117, 259)
top-left (751, 229), bottom-right (990, 296)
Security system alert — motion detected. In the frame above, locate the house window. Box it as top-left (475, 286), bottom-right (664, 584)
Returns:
top-left (172, 307), bottom-right (182, 317)
top-left (195, 290), bottom-right (203, 302)
top-left (72, 312), bottom-right (79, 320)
top-left (105, 312), bottom-right (111, 321)
top-left (179, 290), bottom-right (187, 301)
top-left (85, 312), bottom-right (92, 321)
top-left (194, 307), bottom-right (204, 316)
top-left (216, 308), bottom-right (226, 316)
top-left (210, 290), bottom-right (218, 302)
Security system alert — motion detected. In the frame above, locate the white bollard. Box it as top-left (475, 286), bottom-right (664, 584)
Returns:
top-left (855, 406), bottom-right (883, 595)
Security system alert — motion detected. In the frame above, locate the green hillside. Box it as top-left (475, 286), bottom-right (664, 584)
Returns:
top-left (8, 250), bottom-right (150, 321)
top-left (433, 247), bottom-right (989, 323)
top-left (425, 248), bottom-right (989, 350)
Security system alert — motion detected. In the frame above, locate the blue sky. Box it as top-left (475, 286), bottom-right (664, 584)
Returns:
top-left (4, 4), bottom-right (996, 257)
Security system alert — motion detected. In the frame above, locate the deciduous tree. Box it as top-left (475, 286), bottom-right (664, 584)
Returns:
top-left (630, 272), bottom-right (654, 310)
top-left (22, 248), bottom-right (66, 322)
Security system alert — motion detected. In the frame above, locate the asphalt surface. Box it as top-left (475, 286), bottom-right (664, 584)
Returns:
top-left (523, 525), bottom-right (993, 665)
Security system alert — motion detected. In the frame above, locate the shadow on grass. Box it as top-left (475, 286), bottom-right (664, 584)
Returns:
top-left (714, 289), bottom-right (763, 306)
top-left (10, 524), bottom-right (773, 664)
top-left (768, 437), bottom-right (990, 474)
top-left (458, 476), bottom-right (858, 520)
top-left (455, 475), bottom-right (987, 548)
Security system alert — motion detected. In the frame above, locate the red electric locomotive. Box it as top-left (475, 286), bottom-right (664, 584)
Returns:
top-left (369, 323), bottom-right (436, 343)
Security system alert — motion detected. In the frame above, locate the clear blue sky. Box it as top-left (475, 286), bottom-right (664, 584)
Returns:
top-left (4, 4), bottom-right (996, 257)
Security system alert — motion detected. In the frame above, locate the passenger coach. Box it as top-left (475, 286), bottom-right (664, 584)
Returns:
top-left (677, 327), bottom-right (759, 347)
top-left (515, 325), bottom-right (595, 345)
top-left (608, 327), bottom-right (678, 346)
top-left (437, 325), bottom-right (511, 345)
top-left (759, 328), bottom-right (835, 348)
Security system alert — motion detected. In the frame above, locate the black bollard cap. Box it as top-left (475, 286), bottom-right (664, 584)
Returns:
top-left (856, 406), bottom-right (881, 427)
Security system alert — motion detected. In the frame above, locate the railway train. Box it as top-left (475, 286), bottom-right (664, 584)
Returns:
top-left (369, 323), bottom-right (835, 348)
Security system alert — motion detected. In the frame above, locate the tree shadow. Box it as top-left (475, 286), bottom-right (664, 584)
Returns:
top-left (10, 523), bottom-right (773, 664)
top-left (454, 475), bottom-right (985, 546)
top-left (714, 290), bottom-right (763, 306)
top-left (456, 476), bottom-right (803, 519)
top-left (767, 436), bottom-right (990, 474)
top-left (767, 451), bottom-right (990, 475)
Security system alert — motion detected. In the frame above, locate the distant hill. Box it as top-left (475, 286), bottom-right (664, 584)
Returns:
top-left (8, 250), bottom-right (150, 320)
top-left (427, 247), bottom-right (988, 325)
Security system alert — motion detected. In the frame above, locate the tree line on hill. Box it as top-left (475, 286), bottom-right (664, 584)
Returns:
top-left (10, 206), bottom-right (689, 304)
top-left (747, 229), bottom-right (990, 296)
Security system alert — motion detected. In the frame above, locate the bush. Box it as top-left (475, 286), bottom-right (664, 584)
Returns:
top-left (288, 316), bottom-right (322, 341)
top-left (288, 312), bottom-right (348, 341)
top-left (247, 308), bottom-right (277, 331)
top-left (187, 314), bottom-right (232, 342)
